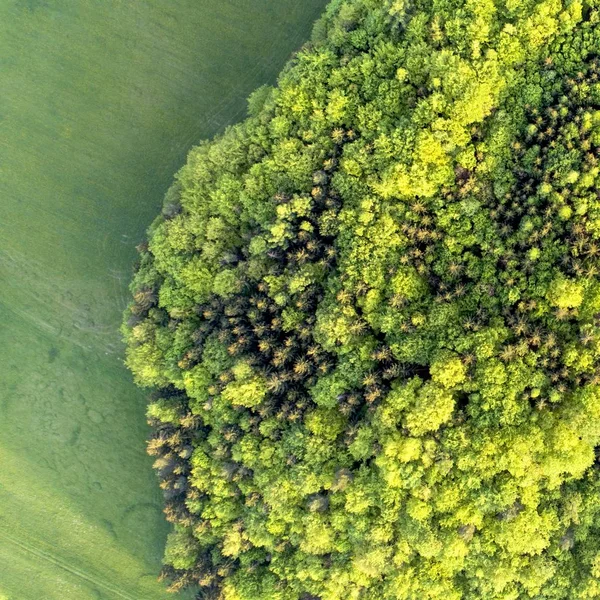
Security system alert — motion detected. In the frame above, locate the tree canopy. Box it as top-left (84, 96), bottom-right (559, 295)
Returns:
top-left (123, 0), bottom-right (600, 598)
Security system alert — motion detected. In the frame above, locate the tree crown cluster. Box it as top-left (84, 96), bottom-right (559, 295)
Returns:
top-left (124, 0), bottom-right (600, 598)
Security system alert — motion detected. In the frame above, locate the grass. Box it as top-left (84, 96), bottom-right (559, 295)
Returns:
top-left (0, 1), bottom-right (327, 598)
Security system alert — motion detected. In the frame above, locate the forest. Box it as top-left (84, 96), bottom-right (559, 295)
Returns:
top-left (123, 0), bottom-right (600, 598)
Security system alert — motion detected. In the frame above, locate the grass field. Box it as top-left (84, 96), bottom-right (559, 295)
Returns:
top-left (0, 1), bottom-right (326, 598)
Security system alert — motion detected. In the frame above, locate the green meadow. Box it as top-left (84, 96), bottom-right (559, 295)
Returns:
top-left (0, 1), bottom-right (326, 598)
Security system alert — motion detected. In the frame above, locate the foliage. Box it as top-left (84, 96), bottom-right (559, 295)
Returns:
top-left (124, 0), bottom-right (600, 598)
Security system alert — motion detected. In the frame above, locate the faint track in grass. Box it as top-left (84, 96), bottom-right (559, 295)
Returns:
top-left (0, 530), bottom-right (139, 600)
